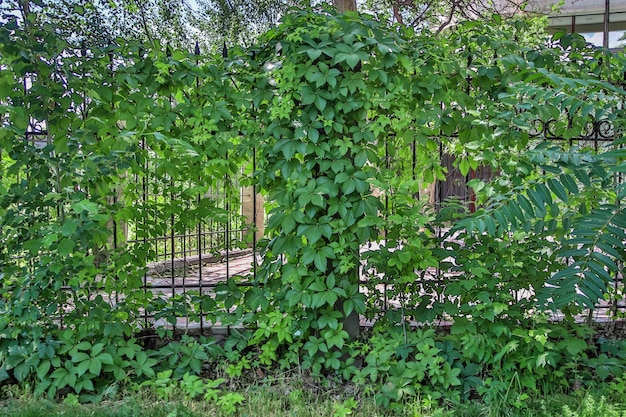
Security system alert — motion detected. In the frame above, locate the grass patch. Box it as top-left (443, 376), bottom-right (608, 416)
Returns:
top-left (0, 383), bottom-right (393, 417)
top-left (2, 383), bottom-right (626, 417)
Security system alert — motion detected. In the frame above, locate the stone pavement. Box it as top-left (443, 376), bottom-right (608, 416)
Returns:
top-left (147, 250), bottom-right (256, 294)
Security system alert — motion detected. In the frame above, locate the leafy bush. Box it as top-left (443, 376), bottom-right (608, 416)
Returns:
top-left (2, 4), bottom-right (626, 410)
top-left (562, 395), bottom-right (626, 417)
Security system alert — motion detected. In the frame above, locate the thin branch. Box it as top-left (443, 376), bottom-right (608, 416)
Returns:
top-left (408, 1), bottom-right (434, 28)
top-left (18, 0), bottom-right (30, 24)
top-left (393, 3), bottom-right (403, 25)
top-left (134, 0), bottom-right (156, 47)
top-left (434, 0), bottom-right (458, 35)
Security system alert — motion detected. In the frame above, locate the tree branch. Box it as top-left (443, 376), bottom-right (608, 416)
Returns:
top-left (435, 0), bottom-right (458, 35)
top-left (134, 0), bottom-right (155, 47)
top-left (408, 0), bottom-right (434, 28)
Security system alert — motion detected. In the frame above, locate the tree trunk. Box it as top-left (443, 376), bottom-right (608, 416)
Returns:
top-left (332, 0), bottom-right (357, 12)
top-left (331, 0), bottom-right (359, 341)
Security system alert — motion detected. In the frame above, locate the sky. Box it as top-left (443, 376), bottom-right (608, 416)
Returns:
top-left (582, 31), bottom-right (626, 48)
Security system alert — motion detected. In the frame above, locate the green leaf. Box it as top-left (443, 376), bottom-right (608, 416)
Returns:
top-left (37, 360), bottom-right (51, 380)
top-left (527, 188), bottom-right (545, 214)
top-left (72, 352), bottom-right (90, 362)
top-left (71, 200), bottom-right (99, 214)
top-left (57, 239), bottom-right (75, 256)
top-left (89, 358), bottom-right (102, 375)
top-left (326, 273), bottom-right (336, 288)
top-left (306, 49), bottom-right (322, 60)
top-left (537, 183), bottom-right (553, 205)
top-left (565, 338), bottom-right (588, 356)
top-left (308, 127), bottom-right (320, 143)
top-left (302, 248), bottom-right (316, 266)
top-left (319, 223), bottom-right (332, 238)
top-left (547, 178), bottom-right (568, 202)
top-left (13, 362), bottom-right (30, 382)
top-left (97, 353), bottom-right (114, 365)
top-left (311, 194), bottom-right (324, 207)
top-left (42, 233), bottom-right (59, 249)
top-left (305, 226), bottom-right (323, 245)
top-left (493, 210), bottom-right (509, 231)
top-left (60, 220), bottom-right (78, 237)
top-left (517, 194), bottom-right (535, 216)
top-left (281, 213), bottom-right (296, 234)
top-left (96, 86), bottom-right (113, 103)
top-left (315, 95), bottom-right (327, 112)
top-left (246, 287), bottom-right (270, 311)
top-left (459, 159), bottom-right (470, 176)
top-left (560, 173), bottom-right (579, 194)
top-left (354, 150), bottom-right (368, 167)
top-left (591, 252), bottom-right (618, 271)
top-left (75, 360), bottom-right (90, 377)
top-left (334, 52), bottom-right (360, 69)
top-left (343, 299), bottom-right (354, 316)
top-left (574, 169), bottom-right (591, 187)
top-left (301, 86), bottom-right (316, 105)
top-left (314, 251), bottom-right (328, 272)
top-left (281, 140), bottom-right (296, 159)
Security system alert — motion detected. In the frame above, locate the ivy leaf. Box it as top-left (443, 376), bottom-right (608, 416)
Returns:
top-left (89, 358), bottom-right (102, 375)
top-left (245, 288), bottom-right (270, 311)
top-left (282, 141), bottom-right (296, 159)
top-left (315, 95), bottom-right (327, 112)
top-left (71, 200), bottom-right (99, 214)
top-left (305, 226), bottom-right (323, 245)
top-left (301, 86), bottom-right (316, 105)
top-left (302, 248), bottom-right (316, 266)
top-left (354, 149), bottom-right (368, 167)
top-left (314, 251), bottom-right (328, 272)
top-left (305, 49), bottom-right (322, 60)
top-left (459, 159), bottom-right (470, 176)
top-left (60, 220), bottom-right (78, 237)
top-left (57, 239), bottom-right (75, 256)
top-left (308, 127), bottom-right (320, 143)
top-left (281, 213), bottom-right (296, 234)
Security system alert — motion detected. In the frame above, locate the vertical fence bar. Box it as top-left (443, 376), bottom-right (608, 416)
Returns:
top-left (608, 134), bottom-right (621, 320)
top-left (142, 139), bottom-right (149, 327)
top-left (113, 193), bottom-right (119, 304)
top-left (170, 186), bottom-right (176, 328)
top-left (383, 139), bottom-right (389, 311)
top-left (198, 196), bottom-right (203, 330)
top-left (223, 42), bottom-right (231, 284)
top-left (225, 157), bottom-right (230, 282)
top-left (194, 42), bottom-right (204, 331)
top-left (182, 195), bottom-right (188, 330)
top-left (253, 148), bottom-right (258, 280)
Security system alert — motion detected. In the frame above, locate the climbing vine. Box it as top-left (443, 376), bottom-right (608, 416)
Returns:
top-left (2, 4), bottom-right (626, 409)
top-left (239, 10), bottom-right (440, 372)
top-left (0, 13), bottom-right (246, 397)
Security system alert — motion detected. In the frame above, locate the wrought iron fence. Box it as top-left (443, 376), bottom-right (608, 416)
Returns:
top-left (367, 117), bottom-right (625, 327)
top-left (115, 116), bottom-right (625, 330)
top-left (9, 51), bottom-right (625, 332)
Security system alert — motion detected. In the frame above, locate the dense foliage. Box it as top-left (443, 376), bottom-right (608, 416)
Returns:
top-left (2, 4), bottom-right (626, 411)
top-left (0, 10), bottom-right (248, 399)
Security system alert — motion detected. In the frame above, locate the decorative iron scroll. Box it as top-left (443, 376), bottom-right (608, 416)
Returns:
top-left (529, 118), bottom-right (617, 141)
top-left (24, 119), bottom-right (48, 149)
